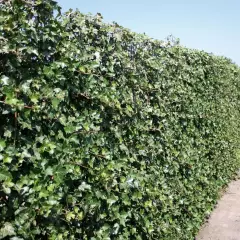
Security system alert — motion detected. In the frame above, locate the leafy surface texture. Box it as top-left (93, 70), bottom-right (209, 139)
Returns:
top-left (0, 1), bottom-right (240, 239)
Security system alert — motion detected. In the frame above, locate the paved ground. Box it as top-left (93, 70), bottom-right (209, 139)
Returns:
top-left (196, 178), bottom-right (240, 240)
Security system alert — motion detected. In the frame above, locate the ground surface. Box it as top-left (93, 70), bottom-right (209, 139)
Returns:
top-left (196, 177), bottom-right (240, 240)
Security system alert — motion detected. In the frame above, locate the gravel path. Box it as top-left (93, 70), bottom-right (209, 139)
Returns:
top-left (196, 178), bottom-right (240, 240)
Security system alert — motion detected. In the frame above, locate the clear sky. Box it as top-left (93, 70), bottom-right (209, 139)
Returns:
top-left (57, 0), bottom-right (240, 65)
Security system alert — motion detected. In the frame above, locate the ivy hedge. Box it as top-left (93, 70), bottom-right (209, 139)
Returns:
top-left (1, 1), bottom-right (240, 239)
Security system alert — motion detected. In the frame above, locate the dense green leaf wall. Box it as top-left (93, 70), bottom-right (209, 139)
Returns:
top-left (0, 1), bottom-right (240, 239)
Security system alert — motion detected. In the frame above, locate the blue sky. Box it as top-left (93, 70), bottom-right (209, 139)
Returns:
top-left (57, 0), bottom-right (240, 65)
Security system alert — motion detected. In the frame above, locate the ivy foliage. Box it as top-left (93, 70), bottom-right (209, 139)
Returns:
top-left (0, 1), bottom-right (240, 239)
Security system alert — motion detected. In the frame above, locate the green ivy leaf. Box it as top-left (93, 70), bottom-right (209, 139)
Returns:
top-left (0, 140), bottom-right (6, 152)
top-left (0, 170), bottom-right (12, 181)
